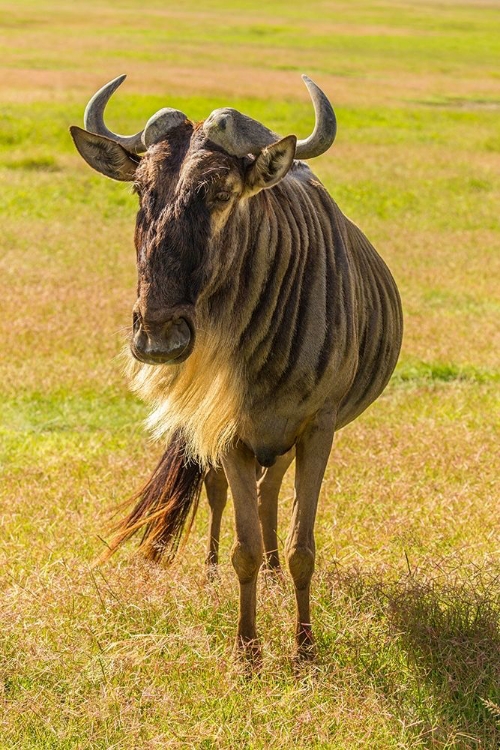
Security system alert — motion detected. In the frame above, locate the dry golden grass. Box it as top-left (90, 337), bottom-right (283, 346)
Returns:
top-left (1, 0), bottom-right (499, 747)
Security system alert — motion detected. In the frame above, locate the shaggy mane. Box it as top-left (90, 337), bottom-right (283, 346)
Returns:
top-left (126, 326), bottom-right (245, 468)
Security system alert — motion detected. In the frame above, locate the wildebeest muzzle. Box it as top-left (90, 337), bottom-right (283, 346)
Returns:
top-left (131, 307), bottom-right (195, 365)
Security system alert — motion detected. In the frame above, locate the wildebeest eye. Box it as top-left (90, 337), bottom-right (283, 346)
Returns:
top-left (214, 191), bottom-right (231, 203)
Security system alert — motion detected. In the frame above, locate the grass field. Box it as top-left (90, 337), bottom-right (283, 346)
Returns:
top-left (1, 0), bottom-right (500, 747)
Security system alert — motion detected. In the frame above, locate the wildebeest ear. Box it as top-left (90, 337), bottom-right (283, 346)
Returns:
top-left (70, 126), bottom-right (140, 181)
top-left (244, 135), bottom-right (297, 195)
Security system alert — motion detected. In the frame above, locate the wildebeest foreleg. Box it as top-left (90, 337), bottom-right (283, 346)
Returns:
top-left (257, 449), bottom-right (295, 571)
top-left (285, 411), bottom-right (335, 658)
top-left (222, 442), bottom-right (263, 663)
top-left (204, 467), bottom-right (228, 573)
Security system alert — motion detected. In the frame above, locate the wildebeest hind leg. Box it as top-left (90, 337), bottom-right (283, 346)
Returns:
top-left (204, 467), bottom-right (228, 576)
top-left (285, 410), bottom-right (335, 659)
top-left (257, 449), bottom-right (295, 571)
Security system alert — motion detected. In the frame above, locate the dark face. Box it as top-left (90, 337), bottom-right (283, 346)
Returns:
top-left (70, 120), bottom-right (297, 366)
top-left (130, 125), bottom-right (246, 365)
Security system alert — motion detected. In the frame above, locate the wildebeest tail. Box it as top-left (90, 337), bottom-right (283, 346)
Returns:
top-left (100, 431), bottom-right (205, 564)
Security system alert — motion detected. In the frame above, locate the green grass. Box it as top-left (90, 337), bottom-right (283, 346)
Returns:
top-left (1, 0), bottom-right (500, 747)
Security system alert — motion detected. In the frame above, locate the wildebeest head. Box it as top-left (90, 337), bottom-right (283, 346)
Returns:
top-left (70, 75), bottom-right (336, 366)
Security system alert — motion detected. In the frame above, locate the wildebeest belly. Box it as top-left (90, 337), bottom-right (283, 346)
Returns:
top-left (239, 411), bottom-right (305, 467)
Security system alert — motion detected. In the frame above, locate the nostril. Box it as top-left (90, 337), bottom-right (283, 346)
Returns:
top-left (133, 326), bottom-right (148, 354)
top-left (162, 318), bottom-right (191, 351)
top-left (131, 313), bottom-right (195, 364)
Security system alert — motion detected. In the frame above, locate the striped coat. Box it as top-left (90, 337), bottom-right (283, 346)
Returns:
top-left (128, 143), bottom-right (402, 471)
top-left (71, 75), bottom-right (403, 663)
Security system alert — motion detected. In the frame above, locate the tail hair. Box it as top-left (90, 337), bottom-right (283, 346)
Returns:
top-left (100, 432), bottom-right (205, 564)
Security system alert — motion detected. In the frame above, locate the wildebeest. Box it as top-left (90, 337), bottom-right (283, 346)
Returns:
top-left (70, 74), bottom-right (403, 662)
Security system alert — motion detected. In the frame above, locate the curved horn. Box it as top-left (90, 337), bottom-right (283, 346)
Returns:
top-left (203, 75), bottom-right (336, 160)
top-left (84, 75), bottom-right (189, 154)
top-left (143, 108), bottom-right (189, 149)
top-left (84, 75), bottom-right (145, 154)
top-left (202, 108), bottom-right (279, 157)
top-left (295, 75), bottom-right (337, 159)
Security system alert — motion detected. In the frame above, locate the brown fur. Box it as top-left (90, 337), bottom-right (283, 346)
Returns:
top-left (72, 94), bottom-right (403, 658)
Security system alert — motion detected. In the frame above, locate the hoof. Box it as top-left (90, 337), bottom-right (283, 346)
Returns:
top-left (234, 635), bottom-right (262, 672)
top-left (295, 623), bottom-right (316, 661)
top-left (263, 552), bottom-right (281, 570)
top-left (205, 562), bottom-right (220, 583)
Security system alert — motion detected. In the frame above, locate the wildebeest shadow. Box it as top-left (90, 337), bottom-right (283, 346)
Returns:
top-left (322, 559), bottom-right (500, 747)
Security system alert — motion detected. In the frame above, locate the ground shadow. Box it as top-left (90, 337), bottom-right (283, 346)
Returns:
top-left (323, 559), bottom-right (500, 747)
